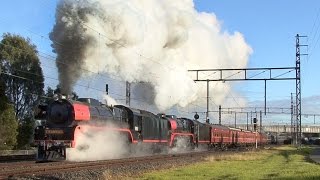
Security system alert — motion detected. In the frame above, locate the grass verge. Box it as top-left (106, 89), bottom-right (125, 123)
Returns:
top-left (140, 146), bottom-right (320, 180)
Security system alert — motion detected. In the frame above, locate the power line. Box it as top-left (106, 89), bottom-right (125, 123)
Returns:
top-left (272, 69), bottom-right (294, 79)
top-left (0, 40), bottom-right (159, 89)
top-left (1, 68), bottom-right (125, 99)
top-left (0, 40), bottom-right (180, 111)
top-left (222, 83), bottom-right (241, 107)
top-left (0, 18), bottom-right (160, 82)
top-left (248, 70), bottom-right (266, 79)
top-left (307, 8), bottom-right (320, 59)
top-left (0, 41), bottom-right (128, 82)
top-left (308, 7), bottom-right (320, 46)
top-left (224, 70), bottom-right (243, 79)
top-left (0, 3), bottom-right (200, 116)
top-left (39, 0), bottom-right (176, 73)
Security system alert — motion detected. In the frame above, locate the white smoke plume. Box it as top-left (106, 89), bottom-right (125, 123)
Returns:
top-left (50, 0), bottom-right (252, 111)
top-left (103, 94), bottom-right (120, 106)
top-left (66, 125), bottom-right (129, 161)
top-left (67, 122), bottom-right (161, 161)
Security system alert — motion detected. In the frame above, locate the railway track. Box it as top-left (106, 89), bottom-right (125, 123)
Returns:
top-left (0, 146), bottom-right (274, 179)
top-left (0, 150), bottom-right (217, 179)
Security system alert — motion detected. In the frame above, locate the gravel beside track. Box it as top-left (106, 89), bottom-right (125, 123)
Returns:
top-left (0, 150), bottom-right (222, 180)
top-left (1, 147), bottom-right (266, 180)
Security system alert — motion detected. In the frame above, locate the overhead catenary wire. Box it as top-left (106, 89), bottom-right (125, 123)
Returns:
top-left (0, 41), bottom-right (128, 96)
top-left (221, 82), bottom-right (241, 108)
top-left (0, 17), bottom-right (161, 82)
top-left (38, 0), bottom-right (177, 73)
top-left (1, 2), bottom-right (219, 119)
top-left (308, 7), bottom-right (320, 46)
top-left (2, 1), bottom-right (303, 121)
top-left (0, 41), bottom-right (130, 83)
top-left (248, 70), bottom-right (266, 79)
top-left (271, 70), bottom-right (294, 79)
top-left (0, 40), bottom-right (162, 97)
top-left (307, 7), bottom-right (320, 59)
top-left (1, 71), bottom-right (154, 105)
top-left (0, 14), bottom-right (196, 117)
top-left (0, 37), bottom-right (184, 115)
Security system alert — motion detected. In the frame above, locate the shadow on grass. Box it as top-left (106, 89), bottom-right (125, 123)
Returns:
top-left (211, 174), bottom-right (238, 180)
top-left (271, 175), bottom-right (320, 180)
top-left (279, 150), bottom-right (291, 163)
top-left (277, 147), bottom-right (312, 163)
top-left (275, 146), bottom-right (320, 166)
top-left (266, 172), bottom-right (280, 178)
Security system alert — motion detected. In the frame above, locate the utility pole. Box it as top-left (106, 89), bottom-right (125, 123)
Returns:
top-left (260, 111), bottom-right (262, 143)
top-left (234, 112), bottom-right (237, 128)
top-left (206, 79), bottom-right (209, 123)
top-left (219, 105), bottom-right (221, 125)
top-left (264, 80), bottom-right (267, 115)
top-left (247, 112), bottom-right (249, 130)
top-left (126, 81), bottom-right (131, 106)
top-left (291, 93), bottom-right (294, 145)
top-left (253, 118), bottom-right (258, 149)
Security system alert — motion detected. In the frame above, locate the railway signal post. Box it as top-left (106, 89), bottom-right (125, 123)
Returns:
top-left (254, 118), bottom-right (258, 149)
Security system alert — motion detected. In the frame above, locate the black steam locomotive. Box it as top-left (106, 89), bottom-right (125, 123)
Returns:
top-left (34, 95), bottom-right (267, 161)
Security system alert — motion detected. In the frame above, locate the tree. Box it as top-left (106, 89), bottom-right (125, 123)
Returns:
top-left (0, 33), bottom-right (44, 120)
top-left (16, 117), bottom-right (34, 149)
top-left (0, 80), bottom-right (18, 150)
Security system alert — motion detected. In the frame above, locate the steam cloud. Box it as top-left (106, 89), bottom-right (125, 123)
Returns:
top-left (50, 0), bottom-right (252, 110)
top-left (67, 124), bottom-right (129, 161)
top-left (67, 122), bottom-right (164, 161)
top-left (103, 94), bottom-right (120, 106)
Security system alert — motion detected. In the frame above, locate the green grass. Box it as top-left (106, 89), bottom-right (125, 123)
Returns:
top-left (140, 146), bottom-right (320, 180)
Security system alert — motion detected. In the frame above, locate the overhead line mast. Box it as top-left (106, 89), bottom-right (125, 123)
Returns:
top-left (296, 34), bottom-right (307, 147)
top-left (188, 35), bottom-right (307, 146)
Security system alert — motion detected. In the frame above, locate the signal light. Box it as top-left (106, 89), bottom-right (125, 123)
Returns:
top-left (253, 118), bottom-right (257, 131)
top-left (194, 113), bottom-right (199, 120)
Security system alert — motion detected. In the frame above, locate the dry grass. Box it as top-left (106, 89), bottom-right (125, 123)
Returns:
top-left (205, 150), bottom-right (272, 162)
top-left (209, 145), bottom-right (291, 162)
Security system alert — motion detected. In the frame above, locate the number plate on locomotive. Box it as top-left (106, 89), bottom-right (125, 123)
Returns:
top-left (45, 129), bottom-right (64, 134)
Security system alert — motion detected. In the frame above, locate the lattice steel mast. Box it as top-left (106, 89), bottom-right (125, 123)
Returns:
top-left (295, 34), bottom-right (307, 146)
